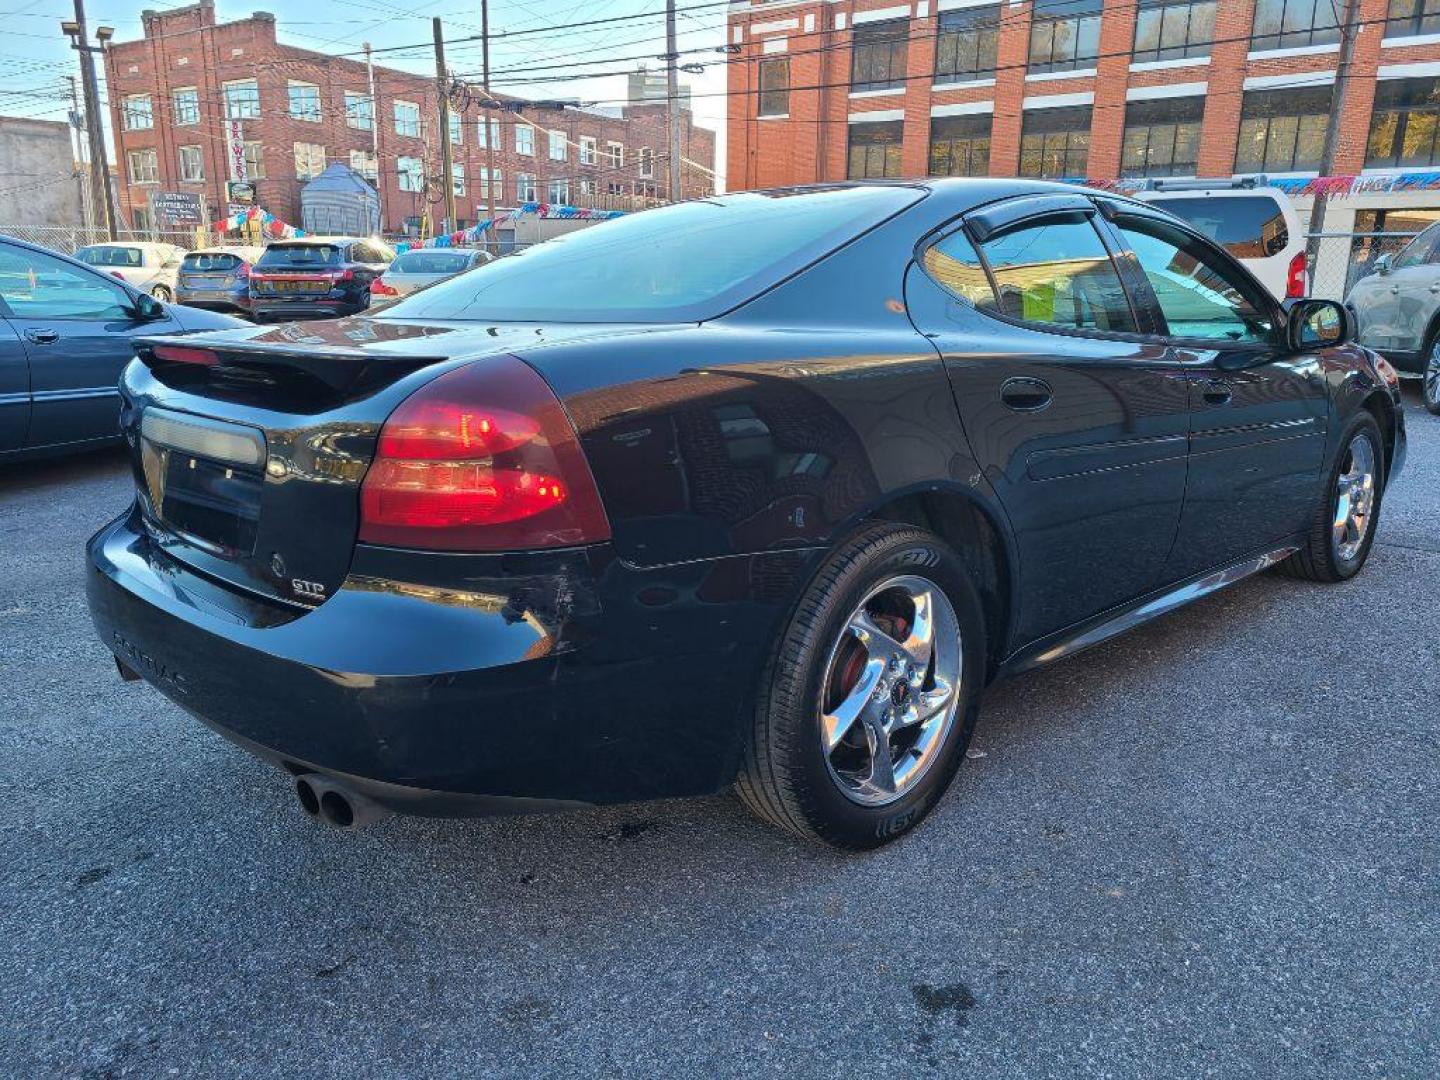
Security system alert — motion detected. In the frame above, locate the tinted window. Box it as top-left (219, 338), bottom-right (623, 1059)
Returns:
top-left (0, 244), bottom-right (132, 319)
top-left (393, 251), bottom-right (474, 274)
top-left (77, 246), bottom-right (143, 268)
top-left (384, 188), bottom-right (923, 323)
top-left (181, 252), bottom-right (244, 272)
top-left (938, 215), bottom-right (1137, 333)
top-left (1149, 196), bottom-right (1289, 258)
top-left (256, 244), bottom-right (342, 268)
top-left (1393, 221), bottom-right (1440, 268)
top-left (1116, 217), bottom-right (1276, 343)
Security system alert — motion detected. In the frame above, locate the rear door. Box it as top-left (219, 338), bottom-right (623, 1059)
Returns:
top-left (0, 241), bottom-right (181, 449)
top-left (906, 195), bottom-right (1193, 645)
top-left (1100, 205), bottom-right (1329, 579)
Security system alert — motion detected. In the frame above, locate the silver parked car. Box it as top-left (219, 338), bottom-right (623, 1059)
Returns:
top-left (369, 248), bottom-right (492, 306)
top-left (1347, 221), bottom-right (1440, 413)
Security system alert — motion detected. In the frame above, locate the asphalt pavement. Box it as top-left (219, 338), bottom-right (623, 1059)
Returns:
top-left (1, 392), bottom-right (1436, 1079)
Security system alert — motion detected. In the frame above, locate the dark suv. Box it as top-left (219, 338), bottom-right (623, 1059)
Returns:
top-left (248, 237), bottom-right (393, 322)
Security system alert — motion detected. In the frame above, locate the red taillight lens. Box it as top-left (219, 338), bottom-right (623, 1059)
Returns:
top-left (359, 355), bottom-right (610, 552)
top-left (1286, 251), bottom-right (1308, 298)
top-left (150, 344), bottom-right (221, 366)
top-left (235, 263), bottom-right (250, 279)
top-left (371, 277), bottom-right (398, 296)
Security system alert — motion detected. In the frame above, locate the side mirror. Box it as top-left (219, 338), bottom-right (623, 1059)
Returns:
top-left (1374, 253), bottom-right (1394, 276)
top-left (1287, 298), bottom-right (1352, 351)
top-left (133, 293), bottom-right (166, 321)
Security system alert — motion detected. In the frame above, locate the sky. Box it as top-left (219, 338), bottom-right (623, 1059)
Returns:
top-left (0, 0), bottom-right (732, 189)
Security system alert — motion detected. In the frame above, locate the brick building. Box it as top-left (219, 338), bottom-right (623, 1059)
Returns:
top-left (103, 0), bottom-right (715, 236)
top-left (726, 0), bottom-right (1440, 289)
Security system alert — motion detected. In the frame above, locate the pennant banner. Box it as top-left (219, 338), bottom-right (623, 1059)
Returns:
top-left (209, 205), bottom-right (307, 239)
top-left (395, 202), bottom-right (625, 253)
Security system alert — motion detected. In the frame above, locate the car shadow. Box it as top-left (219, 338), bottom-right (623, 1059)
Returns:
top-left (0, 444), bottom-right (129, 493)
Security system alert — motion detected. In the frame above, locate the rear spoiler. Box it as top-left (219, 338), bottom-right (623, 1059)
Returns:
top-left (134, 336), bottom-right (450, 396)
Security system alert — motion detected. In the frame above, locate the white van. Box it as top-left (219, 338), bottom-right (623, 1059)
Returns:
top-left (1130, 180), bottom-right (1308, 301)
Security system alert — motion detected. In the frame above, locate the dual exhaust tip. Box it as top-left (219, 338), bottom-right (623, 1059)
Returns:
top-left (294, 773), bottom-right (392, 830)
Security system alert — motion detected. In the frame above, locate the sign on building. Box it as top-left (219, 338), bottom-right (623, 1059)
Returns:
top-left (226, 120), bottom-right (247, 182)
top-left (148, 190), bottom-right (205, 227)
top-left (227, 180), bottom-right (255, 206)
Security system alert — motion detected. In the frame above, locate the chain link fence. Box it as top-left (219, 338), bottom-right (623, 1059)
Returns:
top-left (1308, 230), bottom-right (1423, 302)
top-left (0, 225), bottom-right (199, 256)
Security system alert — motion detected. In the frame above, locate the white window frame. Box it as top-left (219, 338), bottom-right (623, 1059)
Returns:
top-left (123, 94), bottom-right (153, 131)
top-left (638, 146), bottom-right (654, 178)
top-left (349, 148), bottom-right (378, 180)
top-left (345, 91), bottom-right (373, 131)
top-left (516, 124), bottom-right (535, 155)
top-left (394, 100), bottom-right (421, 139)
top-left (288, 81), bottom-right (321, 123)
top-left (452, 162), bottom-right (466, 196)
top-left (172, 87), bottom-right (199, 127)
top-left (606, 141), bottom-right (624, 168)
top-left (516, 171), bottom-right (537, 201)
top-left (549, 129), bottom-right (567, 161)
top-left (178, 144), bottom-right (204, 182)
top-left (223, 79), bottom-right (260, 120)
top-left (449, 111), bottom-right (464, 147)
top-left (398, 155), bottom-right (424, 192)
top-left (293, 141), bottom-right (326, 180)
top-left (243, 141), bottom-right (265, 179)
top-left (477, 116), bottom-right (500, 148)
top-left (127, 148), bottom-right (159, 184)
top-left (547, 178), bottom-right (570, 203)
top-left (579, 136), bottom-right (597, 165)
top-left (478, 166), bottom-right (502, 199)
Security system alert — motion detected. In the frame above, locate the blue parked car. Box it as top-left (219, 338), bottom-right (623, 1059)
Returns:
top-left (175, 245), bottom-right (265, 317)
top-left (0, 235), bottom-right (244, 462)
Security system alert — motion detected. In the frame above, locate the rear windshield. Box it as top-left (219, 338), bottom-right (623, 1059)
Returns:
top-left (77, 246), bottom-right (143, 267)
top-left (256, 244), bottom-right (342, 268)
top-left (182, 252), bottom-right (244, 271)
top-left (383, 187), bottom-right (924, 323)
top-left (393, 251), bottom-right (474, 274)
top-left (1149, 196), bottom-right (1290, 259)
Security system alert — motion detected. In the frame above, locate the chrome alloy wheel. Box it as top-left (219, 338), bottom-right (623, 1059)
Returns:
top-left (819, 575), bottom-right (962, 807)
top-left (1332, 433), bottom-right (1378, 563)
top-left (1426, 341), bottom-right (1440, 408)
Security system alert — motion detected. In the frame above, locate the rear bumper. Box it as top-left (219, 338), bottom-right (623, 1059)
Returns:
top-left (249, 298), bottom-right (365, 321)
top-left (178, 288), bottom-right (251, 314)
top-left (87, 507), bottom-right (814, 814)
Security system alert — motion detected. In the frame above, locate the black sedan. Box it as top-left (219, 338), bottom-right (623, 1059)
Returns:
top-left (0, 235), bottom-right (244, 462)
top-left (86, 182), bottom-right (1405, 848)
top-left (248, 237), bottom-right (393, 323)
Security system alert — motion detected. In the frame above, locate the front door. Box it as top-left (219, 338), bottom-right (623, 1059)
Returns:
top-left (907, 203), bottom-right (1192, 645)
top-left (1349, 221), bottom-right (1440, 359)
top-left (1101, 208), bottom-right (1329, 580)
top-left (0, 318), bottom-right (28, 452)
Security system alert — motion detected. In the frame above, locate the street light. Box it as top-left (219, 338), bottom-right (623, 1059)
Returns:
top-left (61, 0), bottom-right (118, 239)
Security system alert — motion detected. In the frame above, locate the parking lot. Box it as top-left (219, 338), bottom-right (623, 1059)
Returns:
top-left (0, 392), bottom-right (1435, 1079)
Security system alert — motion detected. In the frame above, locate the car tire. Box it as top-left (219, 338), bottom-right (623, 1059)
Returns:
top-left (150, 285), bottom-right (173, 303)
top-left (1424, 336), bottom-right (1440, 416)
top-left (735, 523), bottom-right (986, 849)
top-left (1280, 412), bottom-right (1385, 583)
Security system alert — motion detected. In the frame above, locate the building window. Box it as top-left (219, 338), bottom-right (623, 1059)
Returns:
top-left (929, 115), bottom-right (991, 177)
top-left (548, 178), bottom-right (570, 203)
top-left (243, 141), bottom-right (265, 179)
top-left (349, 148), bottom-right (378, 180)
top-left (1251, 0), bottom-right (1341, 52)
top-left (394, 101), bottom-right (421, 138)
top-left (172, 88), bottom-right (199, 126)
top-left (127, 148), bottom-right (159, 184)
top-left (477, 116), bottom-right (500, 148)
top-left (517, 172), bottom-right (537, 201)
top-left (223, 79), bottom-right (259, 120)
top-left (579, 136), bottom-right (597, 164)
top-left (1367, 77), bottom-right (1440, 168)
top-left (579, 177), bottom-right (596, 196)
top-left (478, 167), bottom-right (502, 199)
top-left (549, 130), bottom-right (567, 160)
top-left (288, 81), bottom-right (321, 122)
top-left (449, 112), bottom-right (463, 147)
top-left (449, 163), bottom-right (465, 196)
top-left (1029, 0), bottom-right (1103, 74)
top-left (1387, 0), bottom-right (1440, 39)
top-left (935, 5), bottom-right (999, 83)
top-left (847, 121), bottom-right (904, 178)
top-left (294, 142), bottom-right (326, 180)
top-left (1133, 0), bottom-right (1216, 63)
top-left (122, 94), bottom-right (153, 131)
top-left (606, 141), bottom-right (624, 168)
top-left (398, 155), bottom-right (423, 193)
top-left (516, 124), bottom-right (535, 155)
top-left (608, 181), bottom-right (627, 196)
top-left (638, 147), bottom-right (654, 178)
top-left (345, 92), bottom-right (373, 130)
top-left (1235, 86), bottom-right (1332, 172)
top-left (758, 58), bottom-right (790, 115)
top-left (1122, 96), bottom-right (1203, 177)
top-left (178, 144), bottom-right (204, 182)
top-left (851, 18), bottom-right (908, 92)
top-left (1019, 105), bottom-right (1093, 178)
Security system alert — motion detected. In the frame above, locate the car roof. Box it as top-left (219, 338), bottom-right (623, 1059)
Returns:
top-left (80, 240), bottom-right (180, 249)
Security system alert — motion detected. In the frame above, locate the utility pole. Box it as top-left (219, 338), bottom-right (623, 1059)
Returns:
top-left (365, 42), bottom-right (385, 233)
top-left (481, 0), bottom-right (496, 252)
top-left (65, 75), bottom-right (93, 230)
top-left (1306, 0), bottom-right (1361, 286)
top-left (665, 0), bottom-right (681, 203)
top-left (63, 0), bottom-right (117, 239)
top-left (433, 17), bottom-right (457, 233)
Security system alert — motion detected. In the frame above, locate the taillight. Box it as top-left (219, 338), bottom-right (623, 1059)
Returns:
top-left (333, 268), bottom-right (355, 282)
top-left (235, 263), bottom-right (250, 279)
top-left (371, 277), bottom-right (398, 296)
top-left (150, 344), bottom-right (221, 366)
top-left (1286, 251), bottom-right (1308, 298)
top-left (359, 355), bottom-right (610, 552)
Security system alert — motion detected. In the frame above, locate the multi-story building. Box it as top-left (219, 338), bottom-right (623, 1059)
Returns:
top-left (727, 0), bottom-right (1440, 289)
top-left (103, 0), bottom-right (715, 236)
top-left (0, 115), bottom-right (87, 227)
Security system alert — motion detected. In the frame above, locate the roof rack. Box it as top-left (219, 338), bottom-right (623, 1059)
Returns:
top-left (1133, 176), bottom-right (1268, 192)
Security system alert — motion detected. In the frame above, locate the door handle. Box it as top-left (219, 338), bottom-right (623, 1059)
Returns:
top-left (1391, 285), bottom-right (1401, 294)
top-left (1430, 283), bottom-right (1440, 294)
top-left (1000, 376), bottom-right (1052, 411)
top-left (24, 328), bottom-right (59, 344)
top-left (1200, 379), bottom-right (1232, 406)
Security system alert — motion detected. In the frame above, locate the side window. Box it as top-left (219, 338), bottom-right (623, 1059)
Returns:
top-left (925, 214), bottom-right (1137, 334)
top-left (0, 244), bottom-right (133, 320)
top-left (1395, 223), bottom-right (1440, 269)
top-left (1115, 217), bottom-right (1276, 344)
